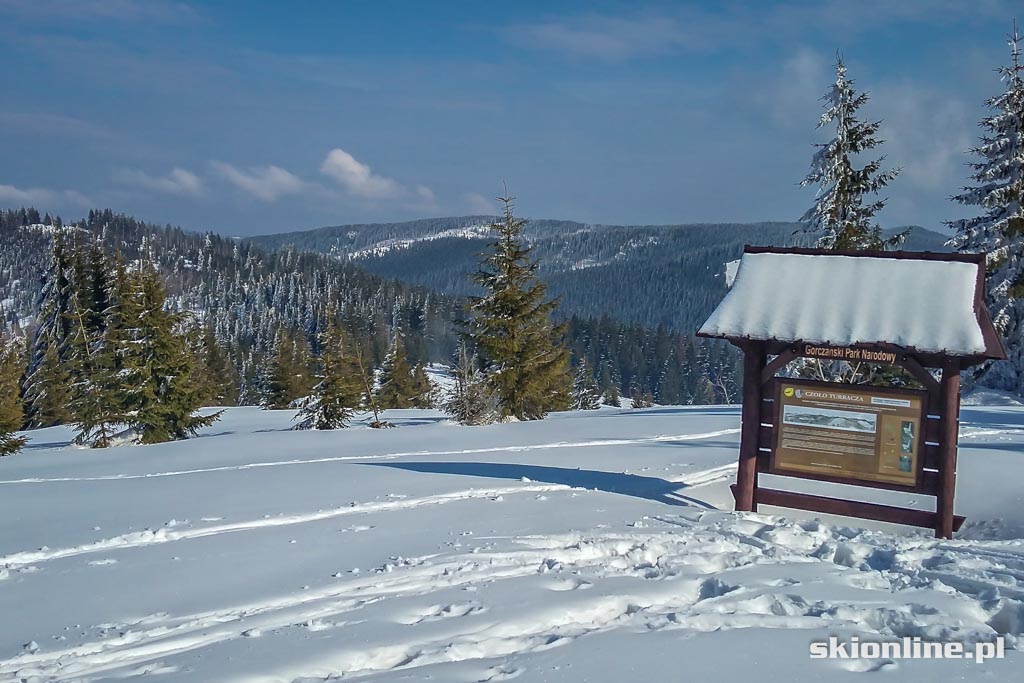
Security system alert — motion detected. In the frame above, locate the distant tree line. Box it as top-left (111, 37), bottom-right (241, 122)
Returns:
top-left (0, 207), bottom-right (744, 451)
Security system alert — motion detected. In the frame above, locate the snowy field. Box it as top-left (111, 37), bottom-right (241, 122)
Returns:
top-left (1, 404), bottom-right (1023, 682)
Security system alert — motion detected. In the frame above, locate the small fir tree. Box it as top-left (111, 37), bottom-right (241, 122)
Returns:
top-left (410, 363), bottom-right (434, 408)
top-left (948, 24), bottom-right (1024, 393)
top-left (295, 317), bottom-right (363, 430)
top-left (468, 193), bottom-right (572, 420)
top-left (571, 358), bottom-right (601, 410)
top-left (800, 56), bottom-right (903, 250)
top-left (351, 337), bottom-right (394, 428)
top-left (0, 335), bottom-right (27, 455)
top-left (259, 329), bottom-right (313, 409)
top-left (375, 335), bottom-right (418, 409)
top-left (192, 325), bottom-right (237, 406)
top-left (443, 342), bottom-right (498, 425)
top-left (602, 383), bottom-right (622, 407)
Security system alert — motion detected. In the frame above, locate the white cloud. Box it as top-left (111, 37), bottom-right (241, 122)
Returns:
top-left (210, 161), bottom-right (305, 201)
top-left (117, 167), bottom-right (202, 196)
top-left (320, 148), bottom-right (404, 199)
top-left (0, 0), bottom-right (200, 23)
top-left (0, 183), bottom-right (91, 207)
top-left (762, 48), bottom-right (829, 129)
top-left (876, 83), bottom-right (973, 193)
top-left (511, 13), bottom-right (710, 61)
top-left (464, 192), bottom-right (497, 214)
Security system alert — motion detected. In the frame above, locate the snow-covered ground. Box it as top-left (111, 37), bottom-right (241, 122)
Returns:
top-left (1, 404), bottom-right (1022, 682)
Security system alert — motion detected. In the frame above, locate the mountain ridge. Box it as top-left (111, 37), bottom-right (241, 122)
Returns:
top-left (250, 217), bottom-right (950, 332)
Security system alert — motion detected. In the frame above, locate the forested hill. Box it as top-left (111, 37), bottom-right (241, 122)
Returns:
top-left (250, 217), bottom-right (949, 332)
top-left (0, 208), bottom-right (741, 406)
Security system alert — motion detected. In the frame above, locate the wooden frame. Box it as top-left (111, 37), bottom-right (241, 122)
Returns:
top-left (698, 247), bottom-right (1007, 539)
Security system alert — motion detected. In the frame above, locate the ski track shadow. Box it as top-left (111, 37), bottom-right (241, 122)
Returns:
top-left (22, 440), bottom-right (74, 450)
top-left (363, 461), bottom-right (716, 508)
top-left (195, 431), bottom-right (236, 439)
top-left (610, 407), bottom-right (739, 417)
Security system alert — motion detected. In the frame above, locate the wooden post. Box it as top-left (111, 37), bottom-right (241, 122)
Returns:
top-left (936, 359), bottom-right (961, 539)
top-left (735, 342), bottom-right (765, 512)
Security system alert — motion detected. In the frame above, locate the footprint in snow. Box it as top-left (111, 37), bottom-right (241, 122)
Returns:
top-left (395, 601), bottom-right (486, 625)
top-left (544, 577), bottom-right (593, 592)
top-left (480, 663), bottom-right (523, 681)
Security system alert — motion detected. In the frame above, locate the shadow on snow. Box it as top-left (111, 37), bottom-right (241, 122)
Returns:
top-left (364, 461), bottom-right (716, 508)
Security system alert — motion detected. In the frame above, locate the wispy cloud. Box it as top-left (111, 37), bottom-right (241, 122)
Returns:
top-left (0, 183), bottom-right (92, 207)
top-left (510, 1), bottom-right (1013, 62)
top-left (510, 12), bottom-right (716, 61)
top-left (320, 147), bottom-right (436, 209)
top-left (117, 167), bottom-right (202, 196)
top-left (876, 82), bottom-right (973, 193)
top-left (0, 111), bottom-right (119, 142)
top-left (0, 0), bottom-right (200, 23)
top-left (210, 161), bottom-right (305, 201)
top-left (464, 192), bottom-right (497, 214)
top-left (320, 148), bottom-right (404, 199)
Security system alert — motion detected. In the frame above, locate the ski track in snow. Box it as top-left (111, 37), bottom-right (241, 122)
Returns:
top-left (0, 428), bottom-right (740, 485)
top-left (3, 515), bottom-right (1022, 682)
top-left (0, 485), bottom-right (572, 569)
top-left (0, 464), bottom-right (734, 571)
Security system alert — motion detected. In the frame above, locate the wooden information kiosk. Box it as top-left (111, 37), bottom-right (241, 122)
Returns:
top-left (698, 247), bottom-right (1006, 538)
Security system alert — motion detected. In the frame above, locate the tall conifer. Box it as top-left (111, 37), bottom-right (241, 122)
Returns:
top-left (468, 194), bottom-right (572, 420)
top-left (22, 236), bottom-right (75, 428)
top-left (126, 264), bottom-right (221, 443)
top-left (800, 56), bottom-right (902, 250)
top-left (949, 25), bottom-right (1024, 393)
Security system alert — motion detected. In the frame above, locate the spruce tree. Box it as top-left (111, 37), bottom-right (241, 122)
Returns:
top-left (948, 25), bottom-right (1024, 393)
top-left (192, 325), bottom-right (237, 406)
top-left (295, 316), bottom-right (363, 430)
top-left (22, 236), bottom-right (75, 428)
top-left (259, 329), bottom-right (313, 409)
top-left (469, 194), bottom-right (572, 420)
top-left (0, 335), bottom-right (27, 455)
top-left (375, 335), bottom-right (418, 409)
top-left (571, 358), bottom-right (601, 410)
top-left (443, 342), bottom-right (497, 425)
top-left (800, 56), bottom-right (903, 250)
top-left (409, 363), bottom-right (434, 408)
top-left (350, 337), bottom-right (393, 428)
top-left (125, 264), bottom-right (221, 443)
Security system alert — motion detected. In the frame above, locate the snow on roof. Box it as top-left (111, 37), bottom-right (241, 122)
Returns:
top-left (699, 250), bottom-right (992, 356)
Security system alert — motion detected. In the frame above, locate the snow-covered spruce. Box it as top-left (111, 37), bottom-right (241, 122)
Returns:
top-left (799, 56), bottom-right (902, 250)
top-left (948, 25), bottom-right (1024, 395)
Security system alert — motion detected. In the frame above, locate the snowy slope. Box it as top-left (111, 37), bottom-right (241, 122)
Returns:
top-left (0, 405), bottom-right (1022, 682)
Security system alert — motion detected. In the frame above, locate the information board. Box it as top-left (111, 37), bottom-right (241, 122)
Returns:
top-left (773, 380), bottom-right (926, 487)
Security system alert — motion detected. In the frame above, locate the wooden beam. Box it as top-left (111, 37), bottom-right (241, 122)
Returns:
top-left (896, 354), bottom-right (940, 394)
top-left (734, 485), bottom-right (965, 532)
top-left (735, 343), bottom-right (766, 512)
top-left (761, 348), bottom-right (799, 385)
top-left (936, 359), bottom-right (961, 539)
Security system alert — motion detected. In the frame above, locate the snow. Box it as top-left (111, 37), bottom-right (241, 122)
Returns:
top-left (0, 405), bottom-right (1022, 681)
top-left (724, 258), bottom-right (740, 287)
top-left (700, 252), bottom-right (989, 354)
top-left (342, 226), bottom-right (492, 260)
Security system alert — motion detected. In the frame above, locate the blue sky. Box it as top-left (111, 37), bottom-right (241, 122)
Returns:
top-left (0, 0), bottom-right (1018, 236)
